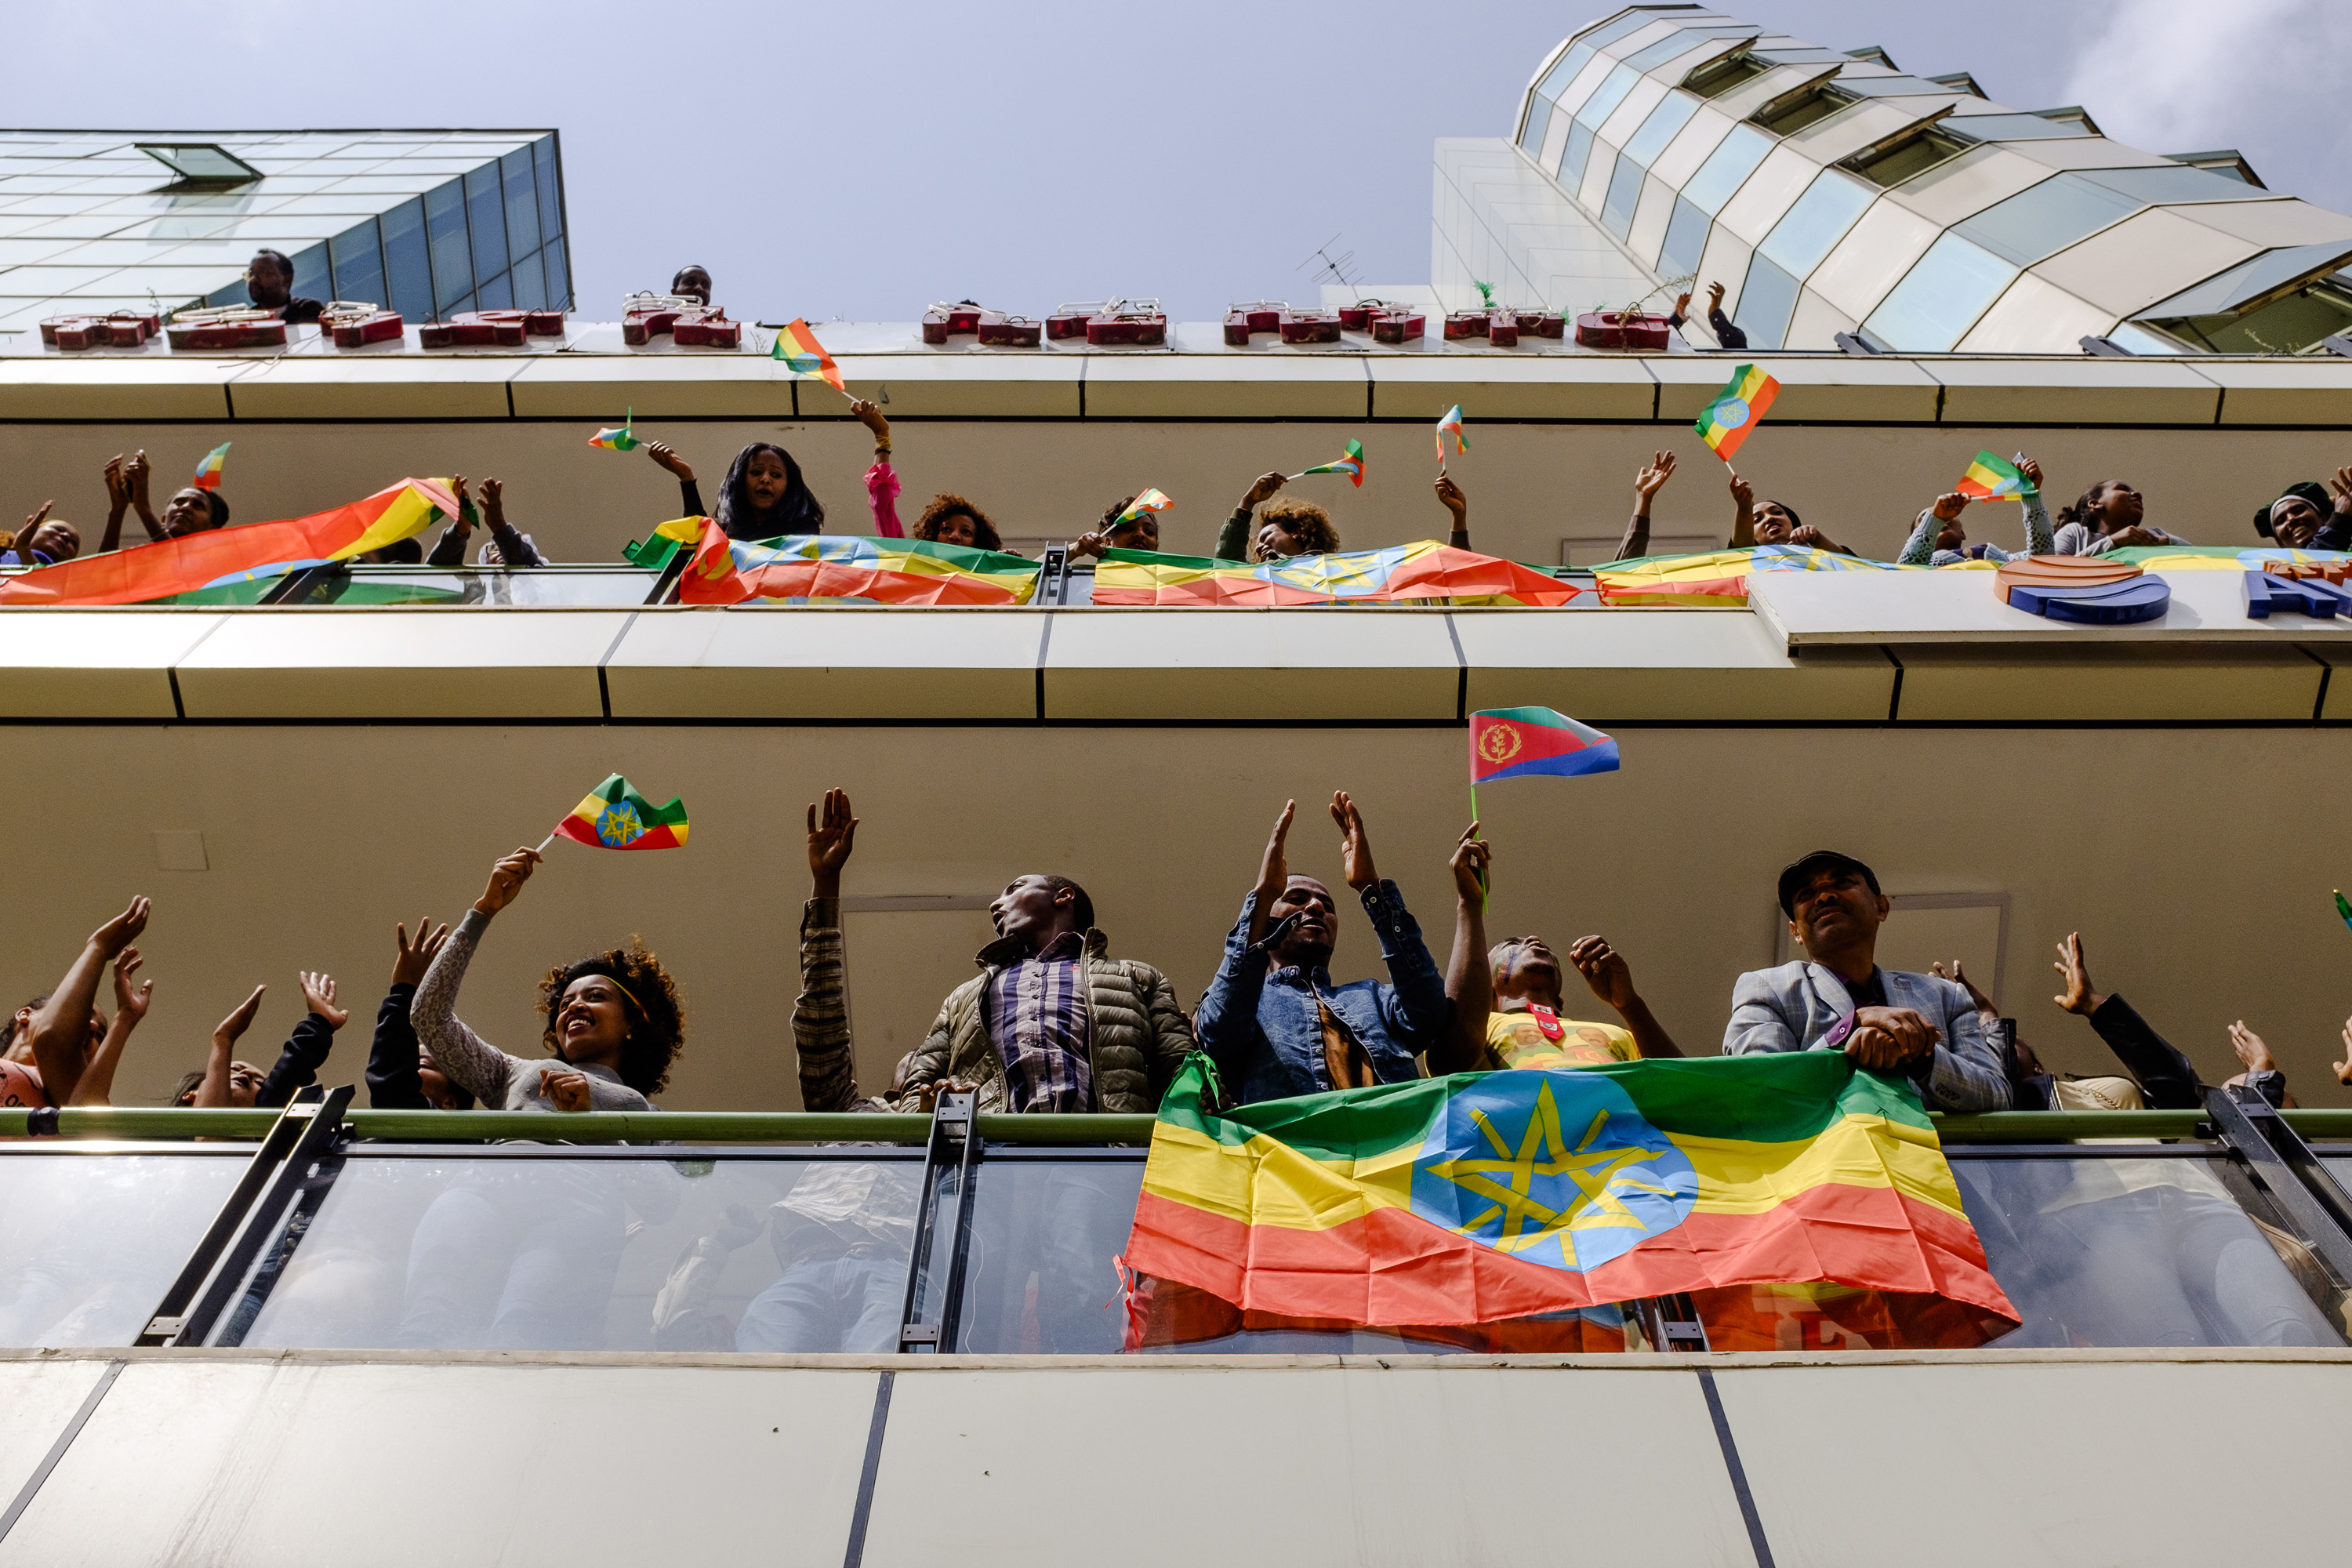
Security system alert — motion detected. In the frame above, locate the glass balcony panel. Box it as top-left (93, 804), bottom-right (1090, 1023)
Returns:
top-left (1736, 253), bottom-right (1800, 348)
top-left (532, 136), bottom-right (563, 242)
top-left (1864, 232), bottom-right (2017, 350)
top-left (0, 1153), bottom-right (247, 1348)
top-left (281, 567), bottom-right (660, 608)
top-left (1681, 123), bottom-right (1772, 215)
top-left (1573, 65), bottom-right (1642, 134)
top-left (463, 163), bottom-right (508, 283)
top-left (1757, 169), bottom-right (1876, 278)
top-left (1955, 172), bottom-right (2143, 267)
top-left (1623, 92), bottom-right (1701, 169)
top-left (1657, 194), bottom-right (1711, 279)
top-left (423, 180), bottom-right (472, 315)
top-left (1601, 153), bottom-right (1645, 238)
top-left (1951, 1156), bottom-right (2343, 1348)
top-left (328, 218), bottom-right (384, 306)
top-left (238, 1152), bottom-right (921, 1352)
top-left (500, 147), bottom-right (541, 257)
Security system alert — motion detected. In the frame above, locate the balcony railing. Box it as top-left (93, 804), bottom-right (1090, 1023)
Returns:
top-left (5, 1095), bottom-right (2350, 1357)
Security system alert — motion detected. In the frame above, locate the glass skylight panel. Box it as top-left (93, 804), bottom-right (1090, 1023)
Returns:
top-left (1574, 12), bottom-right (1667, 54)
top-left (512, 249), bottom-right (546, 310)
top-left (132, 143), bottom-right (262, 183)
top-left (1623, 93), bottom-right (1702, 168)
top-left (463, 165), bottom-right (507, 280)
top-left (533, 140), bottom-right (562, 242)
top-left (1955, 172), bottom-right (2142, 265)
top-left (1624, 26), bottom-right (1751, 70)
top-left (1736, 253), bottom-right (1800, 347)
top-left (477, 272), bottom-right (513, 310)
top-left (1574, 65), bottom-right (1643, 133)
top-left (1602, 154), bottom-right (1645, 237)
top-left (381, 198), bottom-right (432, 322)
top-left (1658, 194), bottom-right (1711, 280)
top-left (1681, 124), bottom-right (1772, 213)
top-left (330, 219), bottom-right (386, 304)
top-left (2077, 164), bottom-right (2270, 205)
top-left (501, 151), bottom-right (539, 260)
top-left (423, 180), bottom-right (472, 314)
top-left (1537, 42), bottom-right (1595, 103)
top-left (1519, 103), bottom-right (1554, 157)
top-left (1559, 122), bottom-right (1598, 189)
top-left (1864, 233), bottom-right (2016, 349)
top-left (543, 238), bottom-right (568, 307)
top-left (1758, 170), bottom-right (1875, 277)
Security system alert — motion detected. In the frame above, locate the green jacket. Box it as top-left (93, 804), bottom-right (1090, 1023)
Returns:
top-left (904, 929), bottom-right (1195, 1112)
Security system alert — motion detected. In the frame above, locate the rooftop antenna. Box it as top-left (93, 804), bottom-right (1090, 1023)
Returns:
top-left (1298, 234), bottom-right (1361, 291)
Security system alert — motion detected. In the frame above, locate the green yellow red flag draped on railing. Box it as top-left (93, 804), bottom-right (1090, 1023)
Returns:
top-left (657, 516), bottom-right (1040, 605)
top-left (1091, 541), bottom-right (1579, 607)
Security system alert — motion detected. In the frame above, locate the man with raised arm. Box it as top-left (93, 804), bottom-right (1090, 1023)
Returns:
top-left (1724, 850), bottom-right (2009, 1111)
top-left (1196, 793), bottom-right (1454, 1104)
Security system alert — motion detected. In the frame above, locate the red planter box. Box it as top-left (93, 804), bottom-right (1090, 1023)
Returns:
top-left (1370, 310), bottom-right (1425, 343)
top-left (1278, 310), bottom-right (1342, 344)
top-left (1443, 310), bottom-right (1488, 340)
top-left (1574, 311), bottom-right (1672, 350)
top-left (326, 310), bottom-right (405, 347)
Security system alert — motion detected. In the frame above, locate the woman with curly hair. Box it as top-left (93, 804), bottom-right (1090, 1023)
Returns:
top-left (911, 492), bottom-right (1006, 552)
top-left (410, 847), bottom-right (686, 1111)
top-left (1216, 472), bottom-right (1342, 561)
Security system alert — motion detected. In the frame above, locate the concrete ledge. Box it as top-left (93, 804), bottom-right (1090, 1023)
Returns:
top-left (1043, 609), bottom-right (1458, 721)
top-left (172, 610), bottom-right (623, 717)
top-left (1455, 611), bottom-right (1896, 721)
top-left (227, 357), bottom-right (515, 421)
top-left (1891, 643), bottom-right (2321, 722)
top-left (606, 607), bottom-right (1044, 720)
top-left (0, 359), bottom-right (241, 421)
top-left (0, 610), bottom-right (220, 717)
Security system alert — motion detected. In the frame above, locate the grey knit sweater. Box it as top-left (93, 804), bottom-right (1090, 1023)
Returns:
top-left (410, 909), bottom-right (654, 1112)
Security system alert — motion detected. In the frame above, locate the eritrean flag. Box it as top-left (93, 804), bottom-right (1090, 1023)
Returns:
top-left (1294, 438), bottom-right (1366, 487)
top-left (554, 774), bottom-right (688, 851)
top-left (1436, 405), bottom-right (1468, 467)
top-left (771, 318), bottom-right (845, 393)
top-left (590, 408), bottom-right (638, 452)
top-left (1470, 706), bottom-right (1617, 782)
top-left (1123, 1052), bottom-right (2017, 1334)
top-left (1695, 364), bottom-right (1778, 461)
top-left (191, 441), bottom-right (230, 492)
top-left (1955, 451), bottom-right (2032, 501)
top-left (1111, 488), bottom-right (1174, 529)
top-left (1091, 541), bottom-right (1580, 608)
top-left (662, 517), bottom-right (1040, 606)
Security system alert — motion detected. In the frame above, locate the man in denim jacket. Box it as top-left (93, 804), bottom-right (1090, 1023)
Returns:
top-left (1196, 793), bottom-right (1453, 1105)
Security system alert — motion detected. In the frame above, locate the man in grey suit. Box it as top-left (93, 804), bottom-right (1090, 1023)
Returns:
top-left (1724, 850), bottom-right (2010, 1112)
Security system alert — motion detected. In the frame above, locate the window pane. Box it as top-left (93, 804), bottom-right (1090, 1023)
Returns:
top-left (543, 239), bottom-right (570, 310)
top-left (500, 148), bottom-right (540, 257)
top-left (1519, 101), bottom-right (1553, 157)
top-left (1624, 24), bottom-right (1753, 71)
top-left (1658, 194), bottom-right (1711, 279)
top-left (1537, 42), bottom-right (1595, 102)
top-left (328, 217), bottom-right (384, 305)
top-left (1955, 172), bottom-right (2142, 266)
top-left (1623, 92), bottom-right (1701, 169)
top-left (381, 197), bottom-right (433, 322)
top-left (1759, 170), bottom-right (1875, 278)
top-left (1941, 113), bottom-right (2091, 142)
top-left (463, 164), bottom-right (508, 282)
top-left (1865, 232), bottom-right (2017, 350)
top-left (423, 180), bottom-right (472, 314)
top-left (1602, 153), bottom-right (1645, 238)
top-left (288, 241), bottom-right (330, 304)
top-left (1682, 123), bottom-right (1772, 214)
top-left (1737, 253), bottom-right (1800, 349)
top-left (533, 136), bottom-right (562, 242)
top-left (1559, 122), bottom-right (1597, 189)
top-left (1574, 64), bottom-right (1642, 132)
top-left (511, 248), bottom-right (546, 310)
top-left (476, 270), bottom-right (513, 310)
top-left (2077, 164), bottom-right (2258, 205)
top-left (0, 1154), bottom-right (247, 1348)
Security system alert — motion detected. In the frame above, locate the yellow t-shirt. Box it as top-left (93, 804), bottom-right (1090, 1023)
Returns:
top-left (1483, 1007), bottom-right (1638, 1071)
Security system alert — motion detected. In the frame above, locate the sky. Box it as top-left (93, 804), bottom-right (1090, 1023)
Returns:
top-left (11, 0), bottom-right (2350, 323)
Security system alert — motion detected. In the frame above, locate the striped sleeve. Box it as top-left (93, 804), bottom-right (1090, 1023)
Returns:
top-left (793, 898), bottom-right (861, 1112)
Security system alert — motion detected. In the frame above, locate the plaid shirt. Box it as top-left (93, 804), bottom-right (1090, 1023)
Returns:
top-left (982, 930), bottom-right (1092, 1112)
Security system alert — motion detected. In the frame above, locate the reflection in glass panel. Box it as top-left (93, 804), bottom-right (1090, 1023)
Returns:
top-left (1658, 194), bottom-right (1711, 279)
top-left (328, 218), bottom-right (384, 305)
top-left (1864, 233), bottom-right (2016, 350)
top-left (1951, 1157), bottom-right (2342, 1348)
top-left (511, 248), bottom-right (546, 310)
top-left (1737, 253), bottom-right (1800, 348)
top-left (955, 1160), bottom-right (1138, 1352)
top-left (1602, 153), bottom-right (1644, 238)
top-left (238, 1153), bottom-right (920, 1352)
top-left (288, 241), bottom-right (331, 304)
top-left (1623, 92), bottom-right (1701, 169)
top-left (1559, 122), bottom-right (1597, 189)
top-left (1537, 42), bottom-right (1594, 103)
top-left (1519, 102), bottom-right (1552, 158)
top-left (477, 271), bottom-right (513, 310)
top-left (543, 239), bottom-right (571, 310)
top-left (1758, 170), bottom-right (1875, 278)
top-left (1955, 172), bottom-right (2142, 266)
top-left (1682, 123), bottom-right (1773, 214)
top-left (463, 164), bottom-right (508, 282)
top-left (533, 136), bottom-right (562, 243)
top-left (423, 180), bottom-right (472, 314)
top-left (0, 1154), bottom-right (245, 1348)
top-left (500, 148), bottom-right (540, 258)
top-left (1574, 64), bottom-right (1642, 132)
top-left (380, 197), bottom-right (433, 323)
top-left (283, 567), bottom-right (660, 608)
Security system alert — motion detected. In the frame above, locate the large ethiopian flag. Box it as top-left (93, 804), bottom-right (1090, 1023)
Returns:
top-left (1123, 1052), bottom-right (2016, 1330)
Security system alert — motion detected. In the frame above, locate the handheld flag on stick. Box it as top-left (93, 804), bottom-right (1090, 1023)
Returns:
top-left (1110, 488), bottom-right (1174, 530)
top-left (1436, 406), bottom-right (1468, 473)
top-left (589, 408), bottom-right (638, 451)
top-left (2336, 890), bottom-right (2352, 935)
top-left (1955, 450), bottom-right (2034, 501)
top-left (1290, 439), bottom-right (1366, 487)
top-left (771, 318), bottom-right (848, 397)
top-left (538, 774), bottom-right (690, 853)
top-left (1695, 365), bottom-right (1779, 463)
top-left (191, 442), bottom-right (230, 492)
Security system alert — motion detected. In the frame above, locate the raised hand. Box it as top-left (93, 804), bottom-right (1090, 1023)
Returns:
top-left (1635, 451), bottom-right (1676, 510)
top-left (1330, 791), bottom-right (1378, 892)
top-left (849, 398), bottom-right (890, 439)
top-left (1932, 492), bottom-right (1969, 522)
top-left (213, 984), bottom-right (266, 1046)
top-left (539, 1066), bottom-right (593, 1112)
top-left (473, 848), bottom-right (543, 917)
top-left (392, 916), bottom-right (449, 988)
top-left (1240, 471), bottom-right (1287, 510)
top-left (1728, 470), bottom-right (1755, 511)
top-left (643, 441), bottom-right (695, 482)
top-left (1449, 822), bottom-right (1488, 905)
top-left (1069, 530), bottom-right (1110, 559)
top-left (2020, 456), bottom-right (2044, 494)
top-left (300, 970), bottom-right (349, 1031)
top-left (20, 500), bottom-right (53, 540)
top-left (1672, 291), bottom-right (1692, 320)
top-left (1248, 800), bottom-right (1296, 945)
top-left (125, 450), bottom-right (151, 506)
top-left (91, 896), bottom-right (151, 960)
top-left (111, 948), bottom-right (153, 1024)
top-left (1930, 958), bottom-right (1997, 1020)
top-left (1434, 474), bottom-right (1467, 523)
top-left (1705, 281), bottom-right (1726, 311)
top-left (2227, 1021), bottom-right (2276, 1076)
top-left (103, 456), bottom-right (131, 508)
top-left (479, 476), bottom-right (505, 520)
top-left (2328, 465), bottom-right (2352, 517)
top-left (807, 787), bottom-right (858, 897)
top-left (2334, 1017), bottom-right (2352, 1087)
top-left (2053, 932), bottom-right (2104, 1016)
top-left (1569, 935), bottom-right (1635, 1011)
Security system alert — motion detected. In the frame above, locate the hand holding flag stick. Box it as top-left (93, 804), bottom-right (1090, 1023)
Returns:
top-left (1955, 450), bottom-right (2041, 501)
top-left (1288, 439), bottom-right (1366, 486)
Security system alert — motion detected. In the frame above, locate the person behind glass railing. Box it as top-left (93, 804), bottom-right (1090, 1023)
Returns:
top-left (1610, 451), bottom-right (1679, 561)
top-left (100, 449), bottom-right (228, 552)
top-left (410, 846), bottom-right (685, 1113)
top-left (1898, 458), bottom-right (2053, 567)
top-left (1196, 795), bottom-right (1453, 1105)
top-left (1725, 471), bottom-right (1853, 555)
top-left (246, 248), bottom-right (323, 325)
top-left (2043, 934), bottom-right (2282, 1110)
top-left (2, 502), bottom-right (78, 567)
top-left (670, 264), bottom-right (712, 306)
top-left (2252, 467), bottom-right (2352, 551)
top-left (173, 970), bottom-right (350, 1109)
top-left (1217, 472), bottom-right (1340, 563)
top-left (365, 917), bottom-right (475, 1111)
top-left (1724, 851), bottom-right (2009, 1111)
top-left (1436, 829), bottom-right (1684, 1074)
top-left (911, 492), bottom-right (1005, 552)
top-left (5, 940), bottom-right (147, 1111)
top-left (1668, 281), bottom-right (1748, 352)
top-left (643, 439), bottom-right (827, 539)
top-left (2051, 479), bottom-right (2186, 555)
top-left (15, 897), bottom-right (147, 1110)
top-left (426, 477), bottom-right (543, 568)
top-left (1069, 494), bottom-right (1165, 559)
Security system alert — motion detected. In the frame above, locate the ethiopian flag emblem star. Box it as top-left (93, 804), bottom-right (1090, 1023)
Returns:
top-left (1121, 1053), bottom-right (2016, 1330)
top-left (554, 774), bottom-right (689, 851)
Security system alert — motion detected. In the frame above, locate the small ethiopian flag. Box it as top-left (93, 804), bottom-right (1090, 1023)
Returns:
top-left (191, 442), bottom-right (230, 492)
top-left (1294, 438), bottom-right (1366, 486)
top-left (1436, 405), bottom-right (1468, 467)
top-left (1111, 488), bottom-right (1174, 529)
top-left (771, 318), bottom-right (846, 393)
top-left (1470, 706), bottom-right (1619, 782)
top-left (1955, 450), bottom-right (2033, 501)
top-left (554, 773), bottom-right (689, 851)
top-left (1695, 365), bottom-right (1778, 462)
top-left (590, 408), bottom-right (638, 451)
